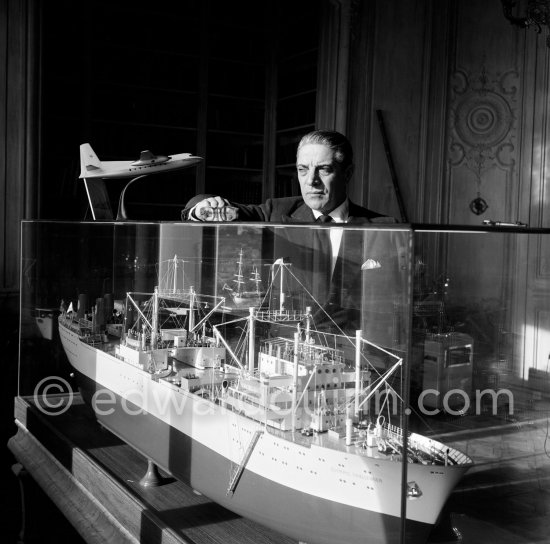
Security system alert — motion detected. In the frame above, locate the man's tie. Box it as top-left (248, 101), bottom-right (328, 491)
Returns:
top-left (316, 214), bottom-right (333, 223)
top-left (313, 214), bottom-right (333, 304)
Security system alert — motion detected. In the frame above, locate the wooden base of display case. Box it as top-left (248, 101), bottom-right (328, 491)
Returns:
top-left (7, 395), bottom-right (294, 544)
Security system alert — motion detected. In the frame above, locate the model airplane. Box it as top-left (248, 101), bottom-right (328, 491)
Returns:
top-left (79, 143), bottom-right (203, 179)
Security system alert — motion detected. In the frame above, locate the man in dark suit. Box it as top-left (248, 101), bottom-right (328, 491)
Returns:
top-left (182, 130), bottom-right (402, 338)
top-left (182, 130), bottom-right (394, 225)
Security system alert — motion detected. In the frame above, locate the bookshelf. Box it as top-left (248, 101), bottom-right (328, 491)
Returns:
top-left (273, 4), bottom-right (319, 199)
top-left (39, 0), bottom-right (322, 219)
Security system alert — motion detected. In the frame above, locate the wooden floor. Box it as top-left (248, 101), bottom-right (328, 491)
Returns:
top-left (6, 395), bottom-right (550, 544)
top-left (436, 416), bottom-right (550, 544)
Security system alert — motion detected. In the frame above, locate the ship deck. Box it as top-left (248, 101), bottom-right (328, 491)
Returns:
top-left (262, 422), bottom-right (469, 466)
top-left (89, 335), bottom-right (468, 466)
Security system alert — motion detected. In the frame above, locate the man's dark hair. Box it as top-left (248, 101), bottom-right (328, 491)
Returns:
top-left (297, 130), bottom-right (353, 169)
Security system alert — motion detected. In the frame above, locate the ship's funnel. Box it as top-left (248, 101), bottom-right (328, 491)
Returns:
top-left (77, 294), bottom-right (88, 319)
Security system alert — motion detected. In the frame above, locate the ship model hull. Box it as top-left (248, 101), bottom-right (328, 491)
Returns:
top-left (74, 369), bottom-right (432, 544)
top-left (59, 316), bottom-right (471, 544)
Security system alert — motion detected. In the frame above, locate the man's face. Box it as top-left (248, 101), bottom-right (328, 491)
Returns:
top-left (296, 143), bottom-right (352, 214)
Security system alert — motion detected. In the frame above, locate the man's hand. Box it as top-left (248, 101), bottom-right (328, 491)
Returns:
top-left (190, 196), bottom-right (237, 221)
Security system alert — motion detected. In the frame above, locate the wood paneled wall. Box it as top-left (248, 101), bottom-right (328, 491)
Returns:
top-left (348, 0), bottom-right (432, 222)
top-left (347, 0), bottom-right (549, 229)
top-left (0, 0), bottom-right (41, 453)
top-left (0, 0), bottom-right (40, 306)
top-left (346, 0), bottom-right (550, 374)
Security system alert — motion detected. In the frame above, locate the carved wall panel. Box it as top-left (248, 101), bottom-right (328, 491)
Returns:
top-left (440, 0), bottom-right (549, 375)
top-left (431, 1), bottom-right (521, 312)
top-left (448, 65), bottom-right (518, 220)
top-left (346, 0), bottom-right (550, 374)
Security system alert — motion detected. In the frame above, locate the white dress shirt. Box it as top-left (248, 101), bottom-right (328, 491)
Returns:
top-left (311, 199), bottom-right (349, 273)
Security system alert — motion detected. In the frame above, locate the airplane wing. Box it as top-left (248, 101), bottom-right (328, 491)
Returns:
top-left (79, 143), bottom-right (102, 178)
top-left (131, 150), bottom-right (170, 166)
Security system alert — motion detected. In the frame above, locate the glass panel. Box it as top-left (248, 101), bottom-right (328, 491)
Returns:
top-left (19, 221), bottom-right (419, 544)
top-left (407, 226), bottom-right (550, 543)
top-left (22, 222), bottom-right (550, 542)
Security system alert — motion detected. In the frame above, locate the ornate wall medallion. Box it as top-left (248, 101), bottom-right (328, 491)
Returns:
top-left (449, 64), bottom-right (517, 216)
top-left (469, 196), bottom-right (489, 215)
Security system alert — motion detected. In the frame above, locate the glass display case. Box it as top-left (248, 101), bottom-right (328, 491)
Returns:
top-left (17, 221), bottom-right (550, 544)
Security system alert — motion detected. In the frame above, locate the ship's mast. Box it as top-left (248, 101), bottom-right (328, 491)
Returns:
top-left (122, 296), bottom-right (128, 342)
top-left (161, 254), bottom-right (186, 295)
top-left (279, 261), bottom-right (285, 313)
top-left (355, 329), bottom-right (361, 418)
top-left (248, 307), bottom-right (255, 373)
top-left (250, 266), bottom-right (261, 296)
top-left (151, 287), bottom-right (159, 349)
top-left (188, 286), bottom-right (195, 335)
top-left (172, 255), bottom-right (178, 293)
top-left (233, 248), bottom-right (245, 297)
top-left (291, 332), bottom-right (299, 432)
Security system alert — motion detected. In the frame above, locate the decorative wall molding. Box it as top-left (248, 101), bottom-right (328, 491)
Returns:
top-left (448, 63), bottom-right (518, 215)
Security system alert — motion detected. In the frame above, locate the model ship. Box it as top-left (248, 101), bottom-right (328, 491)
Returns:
top-left (58, 255), bottom-right (473, 544)
top-left (222, 251), bottom-right (308, 324)
top-left (222, 248), bottom-right (265, 307)
top-left (32, 307), bottom-right (59, 340)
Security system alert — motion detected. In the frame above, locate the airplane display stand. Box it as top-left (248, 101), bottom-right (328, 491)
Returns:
top-left (79, 144), bottom-right (203, 221)
top-left (83, 178), bottom-right (114, 220)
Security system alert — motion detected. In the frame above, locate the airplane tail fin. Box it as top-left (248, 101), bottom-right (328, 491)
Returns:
top-left (79, 143), bottom-right (101, 178)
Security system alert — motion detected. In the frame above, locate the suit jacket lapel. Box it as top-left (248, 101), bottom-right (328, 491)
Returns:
top-left (288, 202), bottom-right (315, 223)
